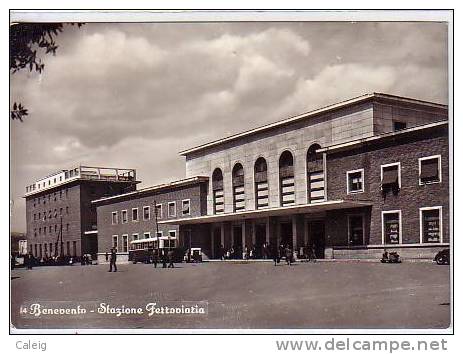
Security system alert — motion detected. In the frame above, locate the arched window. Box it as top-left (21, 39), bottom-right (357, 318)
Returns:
top-left (254, 157), bottom-right (269, 209)
top-left (212, 168), bottom-right (224, 214)
top-left (307, 143), bottom-right (325, 203)
top-left (279, 151), bottom-right (295, 206)
top-left (232, 163), bottom-right (245, 211)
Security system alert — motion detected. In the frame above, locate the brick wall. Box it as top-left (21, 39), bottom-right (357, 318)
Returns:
top-left (26, 184), bottom-right (82, 257)
top-left (26, 180), bottom-right (138, 258)
top-left (325, 126), bottom-right (449, 247)
top-left (96, 182), bottom-right (207, 254)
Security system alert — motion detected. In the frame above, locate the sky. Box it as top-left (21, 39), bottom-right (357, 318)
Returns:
top-left (10, 21), bottom-right (448, 232)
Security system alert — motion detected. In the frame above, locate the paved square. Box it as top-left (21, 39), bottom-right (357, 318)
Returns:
top-left (11, 261), bottom-right (450, 330)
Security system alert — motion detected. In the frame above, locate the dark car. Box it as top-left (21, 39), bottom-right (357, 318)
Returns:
top-left (434, 249), bottom-right (450, 265)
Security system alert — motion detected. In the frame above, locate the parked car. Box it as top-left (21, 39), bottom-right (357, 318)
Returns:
top-left (434, 249), bottom-right (450, 265)
top-left (380, 250), bottom-right (401, 263)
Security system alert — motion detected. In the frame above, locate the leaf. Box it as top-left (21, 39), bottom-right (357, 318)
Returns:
top-left (13, 102), bottom-right (17, 110)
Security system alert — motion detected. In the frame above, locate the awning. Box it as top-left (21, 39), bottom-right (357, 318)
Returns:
top-left (159, 200), bottom-right (372, 225)
top-left (382, 168), bottom-right (398, 185)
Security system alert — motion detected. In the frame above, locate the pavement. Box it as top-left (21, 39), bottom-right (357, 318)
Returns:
top-left (10, 261), bottom-right (451, 331)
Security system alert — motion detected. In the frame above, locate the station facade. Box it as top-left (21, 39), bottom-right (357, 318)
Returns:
top-left (158, 93), bottom-right (450, 260)
top-left (24, 93), bottom-right (450, 262)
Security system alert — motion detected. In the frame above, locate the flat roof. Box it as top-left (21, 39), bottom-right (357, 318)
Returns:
top-left (91, 176), bottom-right (209, 205)
top-left (179, 92), bottom-right (447, 156)
top-left (159, 200), bottom-right (372, 225)
top-left (316, 120), bottom-right (448, 154)
top-left (24, 175), bottom-right (140, 198)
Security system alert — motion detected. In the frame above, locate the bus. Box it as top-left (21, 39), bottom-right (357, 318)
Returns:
top-left (129, 237), bottom-right (184, 264)
top-left (129, 238), bottom-right (158, 263)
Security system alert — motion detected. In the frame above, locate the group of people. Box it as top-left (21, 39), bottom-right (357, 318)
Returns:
top-left (107, 247), bottom-right (176, 272)
top-left (151, 249), bottom-right (176, 269)
top-left (217, 243), bottom-right (271, 260)
top-left (216, 242), bottom-right (317, 264)
top-left (19, 253), bottom-right (82, 269)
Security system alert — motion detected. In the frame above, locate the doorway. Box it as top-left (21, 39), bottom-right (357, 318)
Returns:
top-left (308, 220), bottom-right (325, 258)
top-left (255, 223), bottom-right (266, 258)
top-left (280, 222), bottom-right (293, 248)
top-left (213, 227), bottom-right (221, 258)
top-left (232, 226), bottom-right (243, 258)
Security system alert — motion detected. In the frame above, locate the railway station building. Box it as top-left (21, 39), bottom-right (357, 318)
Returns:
top-left (25, 93), bottom-right (450, 262)
top-left (24, 166), bottom-right (138, 259)
top-left (157, 93), bottom-right (450, 260)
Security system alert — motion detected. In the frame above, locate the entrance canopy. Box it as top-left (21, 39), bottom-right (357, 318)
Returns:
top-left (159, 200), bottom-right (371, 225)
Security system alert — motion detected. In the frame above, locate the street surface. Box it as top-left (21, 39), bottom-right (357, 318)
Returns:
top-left (11, 261), bottom-right (450, 330)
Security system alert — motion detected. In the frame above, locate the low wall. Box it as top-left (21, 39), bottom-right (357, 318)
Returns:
top-left (330, 244), bottom-right (449, 260)
top-left (97, 252), bottom-right (129, 264)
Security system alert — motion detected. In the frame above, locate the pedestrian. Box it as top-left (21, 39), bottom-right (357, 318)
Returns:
top-left (219, 244), bottom-right (225, 260)
top-left (162, 250), bottom-right (167, 268)
top-left (26, 252), bottom-right (33, 270)
top-left (153, 249), bottom-right (159, 268)
top-left (285, 246), bottom-right (293, 266)
top-left (272, 245), bottom-right (280, 266)
top-left (167, 249), bottom-right (175, 268)
top-left (109, 248), bottom-right (117, 272)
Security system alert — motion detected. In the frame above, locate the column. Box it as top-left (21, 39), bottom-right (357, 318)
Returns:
top-left (220, 223), bottom-right (225, 247)
top-left (251, 220), bottom-right (256, 245)
top-left (292, 215), bottom-right (298, 250)
top-left (230, 223), bottom-right (234, 247)
top-left (210, 226), bottom-right (215, 258)
top-left (241, 222), bottom-right (246, 248)
top-left (265, 217), bottom-right (270, 244)
top-left (304, 218), bottom-right (309, 245)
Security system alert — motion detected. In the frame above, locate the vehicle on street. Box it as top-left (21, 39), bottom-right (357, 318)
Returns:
top-left (434, 249), bottom-right (450, 265)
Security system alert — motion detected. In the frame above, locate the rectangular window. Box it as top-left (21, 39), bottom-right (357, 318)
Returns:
top-left (132, 233), bottom-right (139, 242)
top-left (382, 210), bottom-right (402, 245)
top-left (393, 121), bottom-right (407, 131)
top-left (111, 211), bottom-right (118, 225)
top-left (182, 200), bottom-right (190, 216)
top-left (132, 208), bottom-right (139, 222)
top-left (420, 207), bottom-right (442, 243)
top-left (156, 231), bottom-right (163, 238)
top-left (66, 206), bottom-right (69, 214)
top-left (346, 169), bottom-right (364, 194)
top-left (121, 210), bottom-right (128, 224)
top-left (155, 204), bottom-right (163, 219)
top-left (419, 155), bottom-right (441, 185)
top-left (144, 232), bottom-right (150, 239)
top-left (72, 241), bottom-right (77, 257)
top-left (381, 163), bottom-right (401, 190)
top-left (66, 241), bottom-right (70, 256)
top-left (143, 206), bottom-right (150, 220)
top-left (122, 234), bottom-right (128, 252)
top-left (348, 215), bottom-right (364, 246)
top-left (168, 202), bottom-right (176, 217)
top-left (112, 235), bottom-right (118, 251)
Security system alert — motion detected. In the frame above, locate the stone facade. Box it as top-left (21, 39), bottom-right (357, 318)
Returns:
top-left (184, 96), bottom-right (447, 217)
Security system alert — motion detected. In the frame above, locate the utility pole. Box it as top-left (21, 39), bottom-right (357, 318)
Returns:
top-left (154, 199), bottom-right (159, 251)
top-left (60, 217), bottom-right (64, 257)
